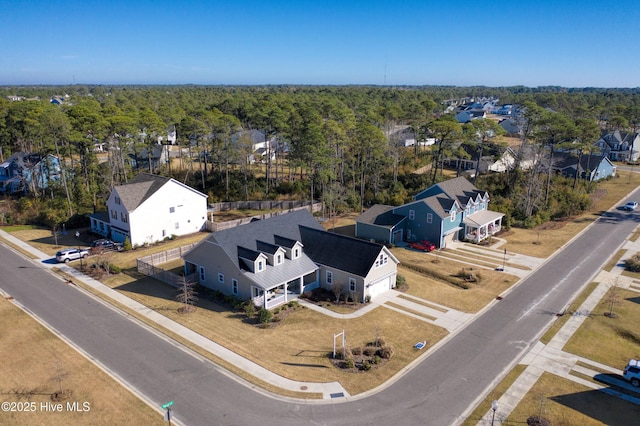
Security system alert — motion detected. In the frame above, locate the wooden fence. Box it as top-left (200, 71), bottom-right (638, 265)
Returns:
top-left (136, 243), bottom-right (196, 288)
top-left (206, 202), bottom-right (322, 232)
top-left (210, 200), bottom-right (317, 212)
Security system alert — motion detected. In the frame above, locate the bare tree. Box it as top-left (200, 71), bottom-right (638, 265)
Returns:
top-left (331, 282), bottom-right (344, 303)
top-left (605, 278), bottom-right (621, 318)
top-left (176, 276), bottom-right (198, 313)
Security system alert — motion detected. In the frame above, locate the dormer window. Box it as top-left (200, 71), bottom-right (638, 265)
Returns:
top-left (276, 254), bottom-right (282, 265)
top-left (450, 209), bottom-right (456, 222)
top-left (257, 260), bottom-right (263, 272)
top-left (293, 248), bottom-right (300, 258)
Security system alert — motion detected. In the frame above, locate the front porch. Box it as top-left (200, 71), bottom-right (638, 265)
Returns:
top-left (462, 210), bottom-right (505, 244)
top-left (252, 271), bottom-right (318, 309)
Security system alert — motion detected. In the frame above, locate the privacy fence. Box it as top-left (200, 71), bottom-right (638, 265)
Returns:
top-left (136, 244), bottom-right (196, 288)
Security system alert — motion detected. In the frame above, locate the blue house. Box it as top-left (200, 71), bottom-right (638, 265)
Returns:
top-left (0, 152), bottom-right (62, 194)
top-left (356, 177), bottom-right (504, 248)
top-left (553, 153), bottom-right (616, 182)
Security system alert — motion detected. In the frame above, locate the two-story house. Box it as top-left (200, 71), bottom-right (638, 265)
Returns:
top-left (356, 177), bottom-right (504, 248)
top-left (0, 152), bottom-right (62, 194)
top-left (89, 173), bottom-right (208, 247)
top-left (594, 130), bottom-right (640, 162)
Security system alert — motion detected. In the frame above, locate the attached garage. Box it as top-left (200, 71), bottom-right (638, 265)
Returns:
top-left (442, 227), bottom-right (461, 248)
top-left (367, 276), bottom-right (392, 299)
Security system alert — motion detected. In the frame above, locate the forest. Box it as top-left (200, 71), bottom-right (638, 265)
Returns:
top-left (0, 84), bottom-right (639, 230)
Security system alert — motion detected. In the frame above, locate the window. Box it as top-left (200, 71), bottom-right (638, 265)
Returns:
top-left (276, 254), bottom-right (282, 265)
top-left (162, 229), bottom-right (166, 237)
top-left (175, 222), bottom-right (180, 230)
top-left (169, 206), bottom-right (175, 213)
top-left (426, 213), bottom-right (433, 224)
top-left (218, 273), bottom-right (224, 283)
top-left (450, 209), bottom-right (456, 222)
top-left (115, 196), bottom-right (121, 205)
top-left (349, 278), bottom-right (356, 292)
top-left (257, 260), bottom-right (263, 271)
top-left (409, 209), bottom-right (415, 220)
top-left (232, 279), bottom-right (238, 295)
top-left (199, 266), bottom-right (205, 282)
top-left (293, 248), bottom-right (300, 258)
top-left (120, 212), bottom-right (128, 223)
top-left (111, 210), bottom-right (117, 220)
top-left (326, 271), bottom-right (333, 285)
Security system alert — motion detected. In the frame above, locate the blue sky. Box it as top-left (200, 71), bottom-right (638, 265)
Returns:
top-left (2, 0), bottom-right (639, 87)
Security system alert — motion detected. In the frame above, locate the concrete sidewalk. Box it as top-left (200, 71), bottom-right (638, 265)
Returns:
top-left (476, 236), bottom-right (640, 425)
top-left (0, 229), bottom-right (350, 400)
top-left (0, 229), bottom-right (475, 400)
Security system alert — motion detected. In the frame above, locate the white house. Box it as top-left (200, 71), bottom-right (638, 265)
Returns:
top-left (90, 173), bottom-right (208, 247)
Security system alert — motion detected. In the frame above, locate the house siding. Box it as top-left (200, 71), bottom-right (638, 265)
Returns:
top-left (355, 222), bottom-right (392, 243)
top-left (121, 181), bottom-right (206, 246)
top-left (393, 202), bottom-right (443, 244)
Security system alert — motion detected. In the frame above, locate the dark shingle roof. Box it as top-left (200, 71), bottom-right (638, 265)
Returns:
top-left (209, 209), bottom-right (323, 269)
top-left (357, 204), bottom-right (406, 227)
top-left (114, 173), bottom-right (171, 211)
top-left (298, 226), bottom-right (385, 277)
top-left (434, 176), bottom-right (486, 205)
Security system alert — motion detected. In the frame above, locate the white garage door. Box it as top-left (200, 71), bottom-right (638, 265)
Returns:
top-left (368, 276), bottom-right (391, 299)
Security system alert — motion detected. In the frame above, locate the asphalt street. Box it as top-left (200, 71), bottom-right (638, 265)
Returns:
top-left (1, 191), bottom-right (639, 425)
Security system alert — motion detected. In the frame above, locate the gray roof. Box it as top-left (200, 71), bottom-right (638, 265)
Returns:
top-left (205, 209), bottom-right (323, 271)
top-left (193, 210), bottom-right (324, 290)
top-left (113, 173), bottom-right (205, 212)
top-left (433, 177), bottom-right (487, 206)
top-left (356, 204), bottom-right (406, 228)
top-left (298, 226), bottom-right (386, 277)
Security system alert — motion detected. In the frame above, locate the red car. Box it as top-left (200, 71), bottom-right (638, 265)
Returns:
top-left (408, 240), bottom-right (436, 252)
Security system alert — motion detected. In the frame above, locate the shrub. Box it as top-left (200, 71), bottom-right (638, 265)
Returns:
top-left (109, 263), bottom-right (121, 274)
top-left (379, 345), bottom-right (395, 359)
top-left (258, 307), bottom-right (273, 324)
top-left (624, 254), bottom-right (640, 272)
top-left (344, 358), bottom-right (355, 369)
top-left (351, 347), bottom-right (362, 356)
top-left (372, 355), bottom-right (381, 365)
top-left (244, 303), bottom-right (257, 318)
top-left (360, 361), bottom-right (372, 371)
top-left (123, 237), bottom-right (132, 251)
top-left (363, 346), bottom-right (377, 357)
top-left (396, 275), bottom-right (406, 287)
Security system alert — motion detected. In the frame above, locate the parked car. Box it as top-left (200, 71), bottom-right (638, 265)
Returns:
top-left (56, 248), bottom-right (89, 263)
top-left (90, 239), bottom-right (123, 253)
top-left (623, 359), bottom-right (640, 387)
top-left (408, 240), bottom-right (436, 252)
top-left (624, 201), bottom-right (638, 211)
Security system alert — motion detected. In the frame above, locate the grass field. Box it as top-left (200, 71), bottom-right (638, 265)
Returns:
top-left (0, 297), bottom-right (163, 426)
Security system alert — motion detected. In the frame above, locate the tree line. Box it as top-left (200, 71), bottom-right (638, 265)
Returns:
top-left (0, 85), bottom-right (639, 229)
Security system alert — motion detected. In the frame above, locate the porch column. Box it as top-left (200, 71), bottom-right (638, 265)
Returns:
top-left (284, 281), bottom-right (288, 302)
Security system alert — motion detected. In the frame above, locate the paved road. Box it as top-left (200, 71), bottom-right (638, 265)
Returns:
top-left (2, 198), bottom-right (639, 425)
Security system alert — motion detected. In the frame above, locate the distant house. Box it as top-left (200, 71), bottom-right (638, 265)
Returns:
top-left (552, 152), bottom-right (616, 181)
top-left (89, 173), bottom-right (207, 247)
top-left (356, 177), bottom-right (504, 247)
top-left (385, 125), bottom-right (435, 147)
top-left (498, 118), bottom-right (520, 136)
top-left (128, 145), bottom-right (168, 171)
top-left (455, 109), bottom-right (487, 123)
top-left (594, 130), bottom-right (640, 162)
top-left (183, 210), bottom-right (399, 309)
top-left (0, 152), bottom-right (62, 194)
top-left (231, 129), bottom-right (277, 163)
